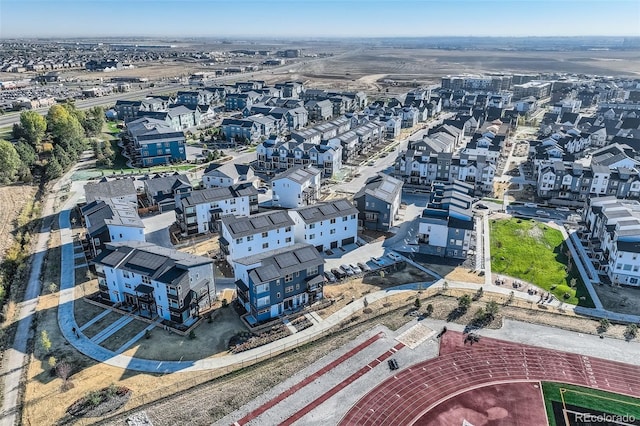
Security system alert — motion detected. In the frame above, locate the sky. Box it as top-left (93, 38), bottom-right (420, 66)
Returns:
top-left (0, 0), bottom-right (639, 39)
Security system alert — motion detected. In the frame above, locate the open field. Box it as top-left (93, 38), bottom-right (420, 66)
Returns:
top-left (542, 382), bottom-right (640, 426)
top-left (490, 218), bottom-right (593, 307)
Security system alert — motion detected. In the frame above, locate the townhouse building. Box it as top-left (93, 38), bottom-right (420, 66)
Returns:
top-left (143, 173), bottom-right (192, 213)
top-left (234, 243), bottom-right (324, 324)
top-left (256, 136), bottom-right (342, 179)
top-left (583, 197), bottom-right (640, 286)
top-left (288, 199), bottom-right (359, 252)
top-left (81, 197), bottom-right (145, 257)
top-left (176, 183), bottom-right (258, 235)
top-left (83, 177), bottom-right (137, 204)
top-left (272, 166), bottom-right (322, 208)
top-left (219, 210), bottom-right (295, 263)
top-left (354, 173), bottom-right (403, 231)
top-left (92, 241), bottom-right (215, 325)
top-left (417, 181), bottom-right (474, 259)
top-left (125, 117), bottom-right (186, 167)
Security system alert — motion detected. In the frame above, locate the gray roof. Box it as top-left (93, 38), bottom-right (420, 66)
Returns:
top-left (221, 210), bottom-right (294, 239)
top-left (355, 173), bottom-right (403, 205)
top-left (235, 243), bottom-right (324, 284)
top-left (84, 178), bottom-right (136, 203)
top-left (293, 199), bottom-right (359, 224)
top-left (144, 173), bottom-right (191, 196)
top-left (81, 198), bottom-right (143, 235)
top-left (92, 241), bottom-right (212, 285)
top-left (181, 183), bottom-right (256, 208)
top-left (273, 165), bottom-right (321, 185)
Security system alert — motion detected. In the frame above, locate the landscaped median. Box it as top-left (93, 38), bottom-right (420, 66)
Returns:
top-left (490, 217), bottom-right (594, 307)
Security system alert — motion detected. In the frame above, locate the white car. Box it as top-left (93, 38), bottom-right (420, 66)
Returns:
top-left (536, 210), bottom-right (551, 217)
top-left (387, 252), bottom-right (402, 261)
top-left (555, 207), bottom-right (570, 212)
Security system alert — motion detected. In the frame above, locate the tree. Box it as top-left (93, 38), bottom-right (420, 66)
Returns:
top-left (19, 110), bottom-right (47, 147)
top-left (53, 144), bottom-right (71, 169)
top-left (82, 106), bottom-right (105, 137)
top-left (414, 297), bottom-right (421, 309)
top-left (46, 104), bottom-right (84, 155)
top-left (56, 361), bottom-right (73, 390)
top-left (45, 156), bottom-right (63, 181)
top-left (441, 281), bottom-right (449, 294)
top-left (425, 304), bottom-right (433, 316)
top-left (458, 294), bottom-right (472, 312)
top-left (485, 301), bottom-right (500, 319)
top-left (14, 141), bottom-right (37, 167)
top-left (625, 323), bottom-right (638, 339)
top-left (40, 330), bottom-right (52, 354)
top-left (0, 139), bottom-right (21, 184)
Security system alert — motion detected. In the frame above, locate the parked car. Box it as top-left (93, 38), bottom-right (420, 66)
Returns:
top-left (331, 268), bottom-right (346, 279)
top-left (556, 207), bottom-right (570, 212)
top-left (474, 203), bottom-right (489, 210)
top-left (324, 271), bottom-right (337, 283)
top-left (536, 210), bottom-right (551, 217)
top-left (340, 264), bottom-right (355, 276)
top-left (524, 202), bottom-right (538, 208)
top-left (350, 264), bottom-right (362, 274)
top-left (258, 188), bottom-right (267, 194)
top-left (388, 252), bottom-right (402, 261)
top-left (371, 256), bottom-right (384, 266)
top-left (357, 262), bottom-right (372, 272)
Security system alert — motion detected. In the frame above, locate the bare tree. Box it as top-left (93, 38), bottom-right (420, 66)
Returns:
top-left (56, 361), bottom-right (73, 391)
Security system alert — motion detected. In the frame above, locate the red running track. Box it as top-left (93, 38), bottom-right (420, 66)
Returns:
top-left (340, 332), bottom-right (640, 426)
top-left (234, 332), bottom-right (384, 425)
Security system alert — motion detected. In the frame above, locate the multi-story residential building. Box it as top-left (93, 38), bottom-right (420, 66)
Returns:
top-left (583, 197), bottom-right (640, 286)
top-left (305, 99), bottom-right (334, 121)
top-left (256, 136), bottom-right (342, 179)
top-left (221, 114), bottom-right (277, 143)
top-left (536, 162), bottom-right (640, 204)
top-left (234, 243), bottom-right (324, 324)
top-left (81, 198), bottom-right (145, 257)
top-left (176, 90), bottom-right (213, 106)
top-left (354, 173), bottom-right (403, 231)
top-left (219, 210), bottom-right (295, 263)
top-left (92, 241), bottom-right (215, 325)
top-left (202, 163), bottom-right (257, 189)
top-left (417, 181), bottom-right (474, 259)
top-left (125, 117), bottom-right (186, 167)
top-left (114, 100), bottom-right (142, 120)
top-left (143, 173), bottom-right (192, 213)
top-left (83, 177), bottom-right (137, 204)
top-left (272, 165), bottom-right (322, 209)
top-left (225, 91), bottom-right (260, 110)
top-left (513, 81), bottom-right (552, 100)
top-left (176, 183), bottom-right (258, 235)
top-left (288, 199), bottom-right (359, 252)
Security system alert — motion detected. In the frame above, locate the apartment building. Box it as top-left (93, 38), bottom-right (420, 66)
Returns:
top-left (272, 166), bottom-right (321, 208)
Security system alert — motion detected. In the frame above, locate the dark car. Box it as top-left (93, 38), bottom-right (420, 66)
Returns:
top-left (357, 262), bottom-right (372, 272)
top-left (331, 268), bottom-right (346, 279)
top-left (474, 203), bottom-right (489, 210)
top-left (324, 271), bottom-right (337, 283)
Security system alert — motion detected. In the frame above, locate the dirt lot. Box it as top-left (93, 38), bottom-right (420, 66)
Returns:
top-left (0, 185), bottom-right (37, 261)
top-left (593, 283), bottom-right (640, 316)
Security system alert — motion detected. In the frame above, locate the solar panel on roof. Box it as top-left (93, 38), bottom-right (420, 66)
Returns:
top-left (299, 209), bottom-right (317, 220)
top-left (295, 247), bottom-right (317, 263)
top-left (250, 216), bottom-right (271, 229)
top-left (229, 221), bottom-right (252, 234)
top-left (127, 251), bottom-right (166, 270)
top-left (274, 252), bottom-right (299, 269)
top-left (334, 200), bottom-right (352, 211)
top-left (319, 204), bottom-right (337, 215)
top-left (270, 211), bottom-right (290, 224)
top-left (256, 264), bottom-right (280, 282)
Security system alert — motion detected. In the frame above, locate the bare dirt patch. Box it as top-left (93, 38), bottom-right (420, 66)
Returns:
top-left (592, 284), bottom-right (640, 316)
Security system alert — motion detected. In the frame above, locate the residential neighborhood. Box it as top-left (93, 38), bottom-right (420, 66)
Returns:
top-left (2, 13), bottom-right (640, 426)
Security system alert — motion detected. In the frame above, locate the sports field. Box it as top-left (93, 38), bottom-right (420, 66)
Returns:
top-left (542, 382), bottom-right (640, 426)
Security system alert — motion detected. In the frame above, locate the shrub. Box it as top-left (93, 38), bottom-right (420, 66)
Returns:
top-left (221, 299), bottom-right (228, 308)
top-left (48, 282), bottom-right (58, 294)
top-left (144, 329), bottom-right (151, 339)
top-left (188, 330), bottom-right (196, 339)
top-left (598, 318), bottom-right (610, 333)
top-left (425, 304), bottom-right (433, 316)
top-left (414, 297), bottom-right (421, 309)
top-left (40, 330), bottom-right (52, 355)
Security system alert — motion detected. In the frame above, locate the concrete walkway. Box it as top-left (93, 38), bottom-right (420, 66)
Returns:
top-left (90, 316), bottom-right (135, 345)
top-left (79, 309), bottom-right (111, 332)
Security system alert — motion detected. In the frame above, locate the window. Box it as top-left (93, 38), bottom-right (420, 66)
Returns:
top-left (351, 214), bottom-right (356, 219)
top-left (125, 283), bottom-right (131, 289)
top-left (330, 218), bottom-right (336, 224)
top-left (307, 266), bottom-right (318, 275)
top-left (123, 271), bottom-right (130, 278)
top-left (169, 299), bottom-right (179, 309)
top-left (285, 226), bottom-right (292, 232)
top-left (230, 198), bottom-right (236, 205)
top-left (142, 276), bottom-right (151, 285)
top-left (285, 274), bottom-right (293, 283)
top-left (262, 243), bottom-right (269, 249)
top-left (285, 237), bottom-right (292, 243)
top-left (309, 223), bottom-right (315, 229)
top-left (343, 216), bottom-right (348, 222)
top-left (330, 229), bottom-right (336, 235)
top-left (276, 292), bottom-right (281, 299)
top-left (235, 238), bottom-right (243, 244)
top-left (295, 283), bottom-right (300, 290)
top-left (309, 234), bottom-right (315, 240)
top-left (262, 232), bottom-right (268, 238)
top-left (256, 296), bottom-right (270, 307)
top-left (285, 286), bottom-right (294, 293)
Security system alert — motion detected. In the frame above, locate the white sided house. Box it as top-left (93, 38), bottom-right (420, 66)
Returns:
top-left (176, 184), bottom-right (258, 235)
top-left (219, 210), bottom-right (295, 264)
top-left (272, 165), bottom-right (322, 208)
top-left (92, 241), bottom-right (215, 325)
top-left (288, 199), bottom-right (359, 252)
top-left (202, 163), bottom-right (257, 189)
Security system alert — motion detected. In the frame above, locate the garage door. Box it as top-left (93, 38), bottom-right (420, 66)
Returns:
top-left (342, 237), bottom-right (355, 246)
top-left (315, 245), bottom-right (323, 252)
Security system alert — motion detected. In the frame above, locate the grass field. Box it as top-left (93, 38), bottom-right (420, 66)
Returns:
top-left (542, 382), bottom-right (640, 426)
top-left (490, 218), bottom-right (594, 307)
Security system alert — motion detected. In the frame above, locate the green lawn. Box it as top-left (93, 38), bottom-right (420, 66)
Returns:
top-left (542, 382), bottom-right (640, 426)
top-left (0, 126), bottom-right (12, 141)
top-left (490, 218), bottom-right (594, 307)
